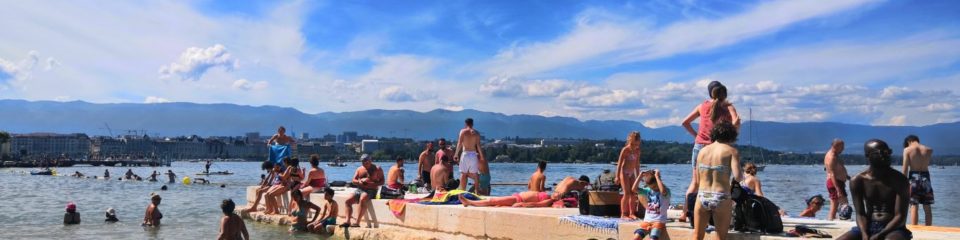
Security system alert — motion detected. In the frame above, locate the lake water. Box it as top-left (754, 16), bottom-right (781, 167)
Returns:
top-left (1, 162), bottom-right (957, 239)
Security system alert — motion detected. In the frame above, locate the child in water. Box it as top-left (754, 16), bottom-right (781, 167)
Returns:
top-left (308, 187), bottom-right (339, 235)
top-left (288, 189), bottom-right (321, 233)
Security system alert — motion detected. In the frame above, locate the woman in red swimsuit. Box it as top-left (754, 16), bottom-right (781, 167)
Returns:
top-left (300, 154), bottom-right (327, 201)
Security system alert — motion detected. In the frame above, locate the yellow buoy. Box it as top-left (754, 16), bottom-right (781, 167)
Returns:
top-left (182, 176), bottom-right (191, 185)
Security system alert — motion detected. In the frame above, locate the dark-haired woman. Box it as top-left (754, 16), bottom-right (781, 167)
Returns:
top-left (693, 122), bottom-right (742, 240)
top-left (300, 154), bottom-right (327, 200)
top-left (679, 81), bottom-right (740, 221)
top-left (741, 163), bottom-right (765, 197)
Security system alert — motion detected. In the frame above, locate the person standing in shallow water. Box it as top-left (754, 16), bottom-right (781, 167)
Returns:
top-left (142, 193), bottom-right (162, 227)
top-left (63, 202), bottom-right (80, 224)
top-left (615, 131), bottom-right (642, 219)
top-left (825, 139), bottom-right (850, 221)
top-left (902, 135), bottom-right (934, 226)
top-left (680, 81), bottom-right (740, 222)
top-left (836, 139), bottom-right (912, 240)
top-left (218, 199), bottom-right (249, 240)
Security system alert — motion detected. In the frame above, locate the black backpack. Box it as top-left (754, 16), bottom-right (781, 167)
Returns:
top-left (733, 194), bottom-right (784, 234)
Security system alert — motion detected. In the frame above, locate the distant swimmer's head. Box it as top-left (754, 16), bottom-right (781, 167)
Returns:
top-left (710, 121), bottom-right (738, 144)
top-left (831, 139), bottom-right (845, 154)
top-left (310, 154), bottom-right (320, 167)
top-left (105, 208), bottom-right (117, 218)
top-left (277, 126), bottom-right (286, 134)
top-left (160, 185), bottom-right (168, 191)
top-left (625, 131), bottom-right (641, 148)
top-left (324, 187), bottom-right (335, 199)
top-left (744, 163), bottom-right (758, 176)
top-left (221, 199), bottom-right (235, 215)
top-left (465, 118), bottom-right (474, 128)
top-left (220, 184), bottom-right (225, 188)
top-left (65, 202), bottom-right (77, 213)
top-left (903, 135), bottom-right (920, 148)
top-left (865, 139), bottom-right (892, 168)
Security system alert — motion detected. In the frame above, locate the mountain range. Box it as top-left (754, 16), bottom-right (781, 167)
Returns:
top-left (1, 99), bottom-right (956, 154)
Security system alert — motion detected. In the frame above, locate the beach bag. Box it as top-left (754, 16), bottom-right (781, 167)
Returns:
top-left (578, 190), bottom-right (590, 215)
top-left (378, 185), bottom-right (404, 199)
top-left (734, 195), bottom-right (783, 234)
top-left (329, 181), bottom-right (348, 187)
top-left (587, 191), bottom-right (620, 217)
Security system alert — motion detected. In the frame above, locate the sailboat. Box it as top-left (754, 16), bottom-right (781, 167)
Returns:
top-left (749, 107), bottom-right (767, 172)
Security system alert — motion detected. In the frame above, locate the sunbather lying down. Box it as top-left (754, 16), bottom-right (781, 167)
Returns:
top-left (460, 191), bottom-right (563, 208)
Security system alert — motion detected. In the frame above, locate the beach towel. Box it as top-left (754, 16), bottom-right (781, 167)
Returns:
top-left (387, 198), bottom-right (423, 217)
top-left (268, 144), bottom-right (291, 165)
top-left (558, 215), bottom-right (638, 235)
top-left (419, 190), bottom-right (481, 205)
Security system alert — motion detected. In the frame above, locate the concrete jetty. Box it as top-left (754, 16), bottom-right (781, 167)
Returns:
top-left (240, 186), bottom-right (960, 240)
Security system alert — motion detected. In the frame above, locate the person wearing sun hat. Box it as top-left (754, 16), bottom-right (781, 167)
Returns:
top-left (64, 202), bottom-right (81, 224)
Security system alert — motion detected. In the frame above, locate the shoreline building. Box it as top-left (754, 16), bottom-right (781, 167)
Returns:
top-left (11, 133), bottom-right (91, 159)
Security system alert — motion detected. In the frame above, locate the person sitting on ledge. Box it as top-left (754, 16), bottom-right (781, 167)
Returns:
top-left (837, 139), bottom-right (912, 240)
top-left (288, 189), bottom-right (322, 233)
top-left (632, 169), bottom-right (670, 240)
top-left (459, 176), bottom-right (589, 208)
top-left (308, 187), bottom-right (339, 235)
top-left (341, 154), bottom-right (384, 228)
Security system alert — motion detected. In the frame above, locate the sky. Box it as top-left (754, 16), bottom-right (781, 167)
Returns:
top-left (1, 0), bottom-right (959, 127)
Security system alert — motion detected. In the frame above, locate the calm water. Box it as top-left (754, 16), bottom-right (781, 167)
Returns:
top-left (1, 162), bottom-right (958, 239)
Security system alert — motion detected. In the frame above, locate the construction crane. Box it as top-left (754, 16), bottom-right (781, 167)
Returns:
top-left (101, 123), bottom-right (114, 137)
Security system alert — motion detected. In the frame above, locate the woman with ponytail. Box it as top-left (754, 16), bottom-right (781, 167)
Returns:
top-left (678, 81), bottom-right (740, 222)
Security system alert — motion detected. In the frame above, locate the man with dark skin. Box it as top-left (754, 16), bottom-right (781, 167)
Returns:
top-left (837, 139), bottom-right (912, 240)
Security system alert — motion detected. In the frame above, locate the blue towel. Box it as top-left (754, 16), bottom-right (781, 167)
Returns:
top-left (558, 215), bottom-right (637, 235)
top-left (269, 144), bottom-right (291, 165)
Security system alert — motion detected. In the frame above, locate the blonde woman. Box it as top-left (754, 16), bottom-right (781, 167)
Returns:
top-left (615, 131), bottom-right (642, 219)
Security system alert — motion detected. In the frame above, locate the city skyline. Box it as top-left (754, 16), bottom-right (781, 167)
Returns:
top-left (1, 0), bottom-right (959, 127)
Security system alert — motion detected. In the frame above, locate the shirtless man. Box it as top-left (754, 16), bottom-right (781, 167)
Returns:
top-left (454, 118), bottom-right (485, 192)
top-left (431, 156), bottom-right (452, 193)
top-left (528, 161), bottom-right (547, 192)
top-left (218, 199), bottom-right (249, 240)
top-left (266, 126), bottom-right (295, 146)
top-left (436, 138), bottom-right (455, 179)
top-left (417, 142), bottom-right (435, 189)
top-left (824, 139), bottom-right (850, 221)
top-left (460, 175), bottom-right (589, 208)
top-left (837, 139), bottom-right (912, 240)
top-left (342, 154), bottom-right (384, 228)
top-left (902, 135), bottom-right (934, 226)
top-left (387, 156), bottom-right (405, 190)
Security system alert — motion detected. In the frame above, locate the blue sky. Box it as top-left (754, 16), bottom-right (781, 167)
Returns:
top-left (0, 0), bottom-right (959, 127)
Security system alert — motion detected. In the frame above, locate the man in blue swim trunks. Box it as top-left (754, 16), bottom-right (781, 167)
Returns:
top-left (837, 139), bottom-right (911, 240)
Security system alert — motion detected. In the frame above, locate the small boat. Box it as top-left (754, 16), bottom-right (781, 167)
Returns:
top-left (327, 162), bottom-right (347, 167)
top-left (31, 168), bottom-right (54, 175)
top-left (755, 165), bottom-right (766, 172)
top-left (196, 171), bottom-right (233, 175)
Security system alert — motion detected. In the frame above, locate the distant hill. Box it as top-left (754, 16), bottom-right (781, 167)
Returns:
top-left (0, 99), bottom-right (956, 154)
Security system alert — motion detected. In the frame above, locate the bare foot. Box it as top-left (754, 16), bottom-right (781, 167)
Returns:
top-left (458, 194), bottom-right (469, 207)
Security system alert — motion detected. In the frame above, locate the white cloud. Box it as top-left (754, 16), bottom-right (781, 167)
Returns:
top-left (484, 0), bottom-right (877, 76)
top-left (0, 51), bottom-right (42, 83)
top-left (232, 79), bottom-right (268, 91)
top-left (881, 115), bottom-right (908, 126)
top-left (378, 86), bottom-right (436, 102)
top-left (926, 103), bottom-right (955, 112)
top-left (159, 44), bottom-right (238, 81)
top-left (144, 96), bottom-right (171, 104)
